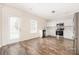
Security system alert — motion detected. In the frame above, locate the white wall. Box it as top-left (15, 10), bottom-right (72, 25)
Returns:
top-left (46, 19), bottom-right (74, 39)
top-left (0, 5), bottom-right (3, 47)
top-left (0, 4), bottom-right (74, 47)
top-left (1, 5), bottom-right (46, 46)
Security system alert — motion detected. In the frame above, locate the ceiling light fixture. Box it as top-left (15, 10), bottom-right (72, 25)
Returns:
top-left (52, 10), bottom-right (55, 13)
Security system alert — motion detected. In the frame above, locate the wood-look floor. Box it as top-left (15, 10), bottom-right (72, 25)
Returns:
top-left (0, 37), bottom-right (74, 55)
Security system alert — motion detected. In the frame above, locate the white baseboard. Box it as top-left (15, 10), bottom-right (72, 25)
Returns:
top-left (1, 37), bottom-right (40, 47)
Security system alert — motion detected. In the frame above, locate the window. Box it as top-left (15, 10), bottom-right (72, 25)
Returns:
top-left (9, 16), bottom-right (20, 40)
top-left (30, 19), bottom-right (37, 33)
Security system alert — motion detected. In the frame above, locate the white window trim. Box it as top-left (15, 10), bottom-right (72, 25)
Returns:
top-left (30, 19), bottom-right (37, 33)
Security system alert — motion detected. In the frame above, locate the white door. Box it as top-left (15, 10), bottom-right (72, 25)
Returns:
top-left (9, 16), bottom-right (20, 41)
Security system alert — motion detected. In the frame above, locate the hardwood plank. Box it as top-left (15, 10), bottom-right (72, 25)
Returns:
top-left (0, 37), bottom-right (74, 55)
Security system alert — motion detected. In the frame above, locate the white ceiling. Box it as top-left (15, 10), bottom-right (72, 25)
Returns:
top-left (3, 3), bottom-right (79, 20)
